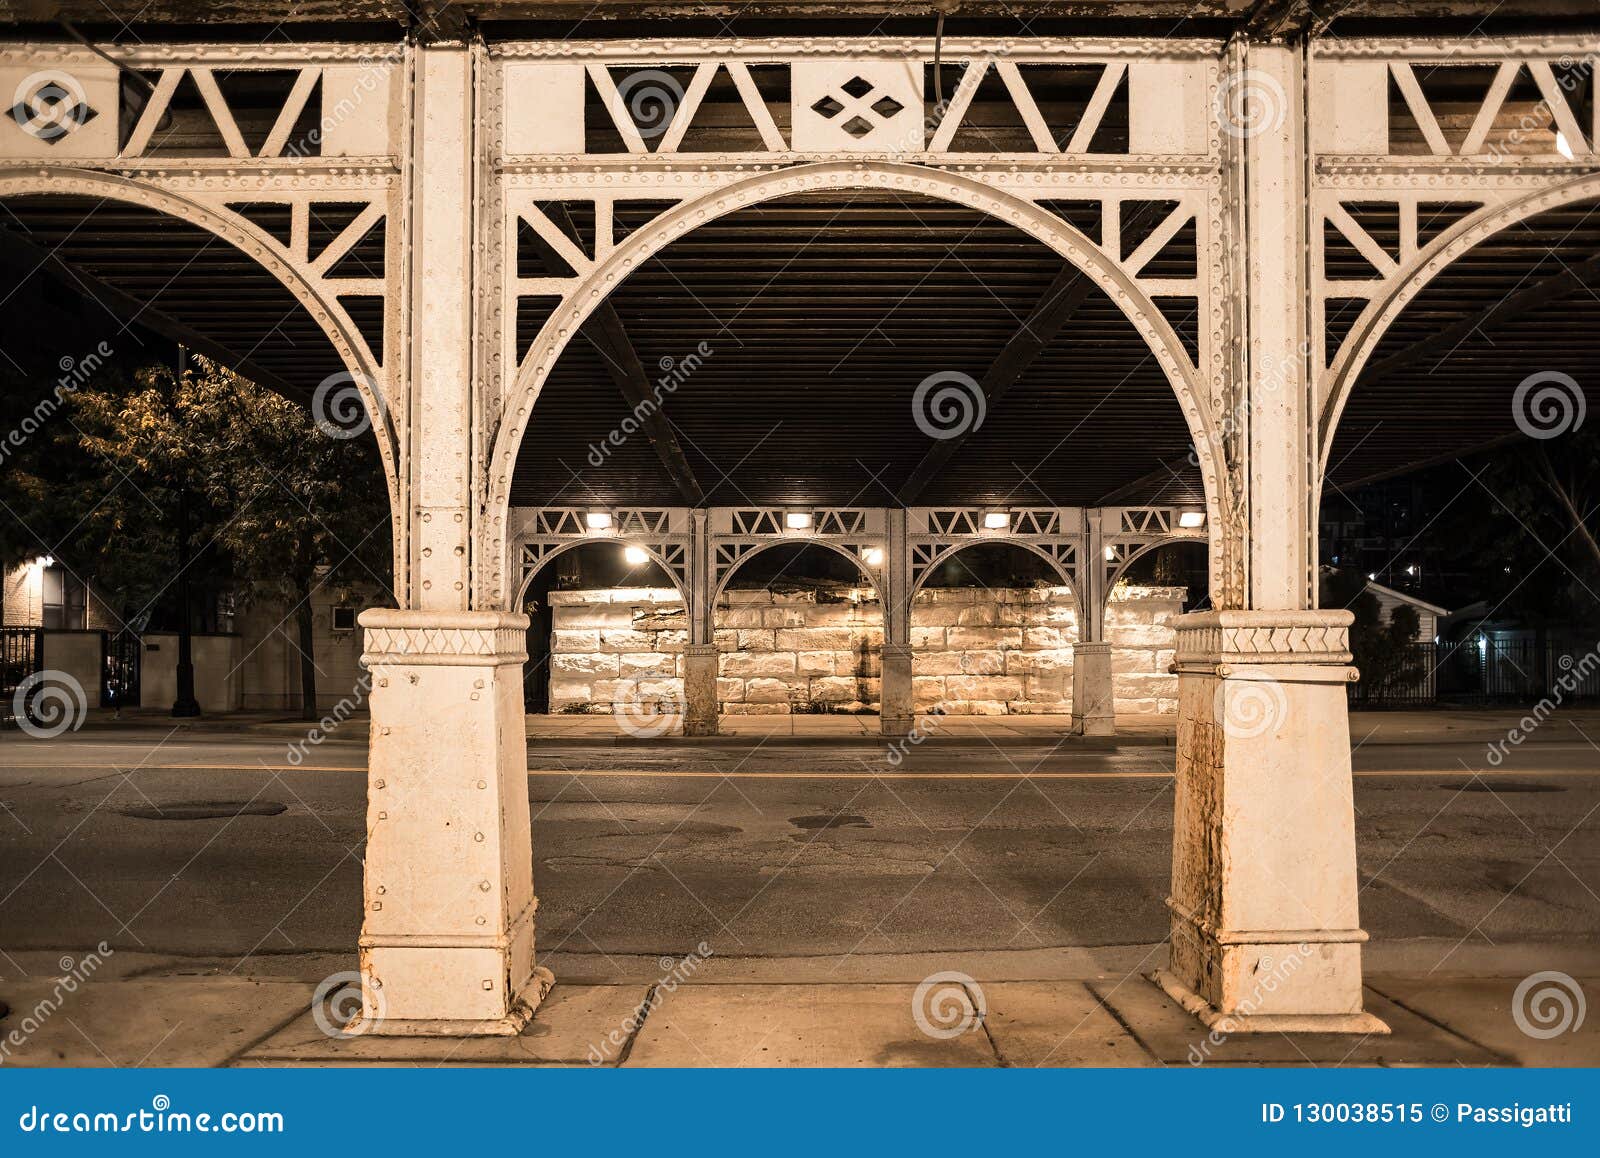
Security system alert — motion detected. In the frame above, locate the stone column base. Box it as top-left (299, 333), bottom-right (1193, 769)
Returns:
top-left (1071, 641), bottom-right (1114, 736)
top-left (355, 609), bottom-right (551, 1036)
top-left (1164, 609), bottom-right (1385, 1034)
top-left (1150, 968), bottom-right (1388, 1035)
top-left (682, 644), bottom-right (719, 737)
top-left (880, 643), bottom-right (913, 736)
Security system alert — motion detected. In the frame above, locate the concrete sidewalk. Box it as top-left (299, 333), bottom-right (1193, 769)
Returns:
top-left (2, 949), bottom-right (1595, 1068)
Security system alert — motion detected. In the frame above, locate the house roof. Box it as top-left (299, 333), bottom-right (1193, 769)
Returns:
top-left (1365, 580), bottom-right (1450, 618)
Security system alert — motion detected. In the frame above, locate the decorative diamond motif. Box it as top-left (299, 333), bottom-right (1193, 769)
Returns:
top-left (9, 75), bottom-right (98, 144)
top-left (803, 72), bottom-right (915, 146)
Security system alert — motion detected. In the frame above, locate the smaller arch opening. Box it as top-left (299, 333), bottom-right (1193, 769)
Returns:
top-left (717, 542), bottom-right (884, 721)
top-left (912, 542), bottom-right (1077, 718)
top-left (521, 541), bottom-right (682, 716)
top-left (1107, 540), bottom-right (1210, 721)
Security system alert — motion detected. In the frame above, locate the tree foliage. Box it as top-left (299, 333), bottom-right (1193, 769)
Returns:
top-left (5, 354), bottom-right (391, 717)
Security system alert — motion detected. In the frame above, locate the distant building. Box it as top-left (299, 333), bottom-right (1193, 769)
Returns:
top-left (1364, 580), bottom-right (1449, 644)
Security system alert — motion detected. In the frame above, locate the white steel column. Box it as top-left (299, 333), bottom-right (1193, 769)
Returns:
top-left (356, 42), bottom-right (548, 1035)
top-left (1155, 40), bottom-right (1381, 1034)
top-left (1072, 509), bottom-right (1114, 736)
top-left (683, 508), bottom-right (719, 736)
top-left (880, 507), bottom-right (913, 736)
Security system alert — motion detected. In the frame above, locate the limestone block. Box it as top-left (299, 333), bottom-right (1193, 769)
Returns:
top-left (764, 607), bottom-right (809, 628)
top-left (552, 629), bottom-right (600, 653)
top-left (655, 630), bottom-right (687, 653)
top-left (946, 626), bottom-right (1022, 650)
top-left (713, 629), bottom-right (738, 651)
top-left (965, 699), bottom-right (1010, 715)
top-left (912, 650), bottom-right (965, 676)
top-left (598, 629), bottom-right (655, 654)
top-left (736, 629), bottom-right (777, 651)
top-left (1110, 623), bottom-right (1178, 648)
top-left (796, 650), bottom-right (837, 677)
top-left (911, 625), bottom-right (946, 649)
top-left (946, 675), bottom-right (1024, 702)
top-left (721, 651), bottom-right (797, 678)
top-left (1112, 647), bottom-right (1156, 674)
top-left (716, 608), bottom-right (766, 629)
top-left (1115, 672), bottom-right (1176, 702)
top-left (958, 650), bottom-right (1005, 675)
top-left (1022, 626), bottom-right (1072, 650)
top-left (910, 605), bottom-right (965, 627)
top-left (549, 679), bottom-right (592, 705)
top-left (804, 603), bottom-right (858, 628)
top-left (589, 678), bottom-right (634, 702)
top-left (552, 653), bottom-right (620, 677)
top-left (717, 677), bottom-right (745, 702)
top-left (620, 652), bottom-right (675, 677)
top-left (635, 611), bottom-right (685, 632)
top-left (956, 604), bottom-right (999, 627)
top-left (635, 678), bottom-right (682, 701)
top-left (1039, 604), bottom-right (1080, 626)
top-left (913, 676), bottom-right (947, 703)
top-left (1022, 648), bottom-right (1074, 675)
top-left (1154, 648), bottom-right (1175, 673)
top-left (722, 702), bottom-right (789, 715)
top-left (809, 676), bottom-right (861, 702)
top-left (1012, 700), bottom-right (1070, 714)
top-left (744, 677), bottom-right (797, 703)
top-left (722, 590), bottom-right (768, 605)
top-left (777, 627), bottom-right (854, 651)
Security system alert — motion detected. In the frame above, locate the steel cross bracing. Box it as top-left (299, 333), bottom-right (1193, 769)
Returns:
top-left (0, 33), bottom-right (1595, 613)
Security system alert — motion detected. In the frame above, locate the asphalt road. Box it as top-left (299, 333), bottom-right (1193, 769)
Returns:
top-left (1, 726), bottom-right (1597, 968)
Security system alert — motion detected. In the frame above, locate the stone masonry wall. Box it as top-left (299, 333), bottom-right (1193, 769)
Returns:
top-left (547, 583), bottom-right (1185, 716)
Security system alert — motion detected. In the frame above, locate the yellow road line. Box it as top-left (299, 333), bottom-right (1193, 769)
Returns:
top-left (3, 763), bottom-right (1597, 780)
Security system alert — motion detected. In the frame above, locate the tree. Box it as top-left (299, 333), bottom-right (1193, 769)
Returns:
top-left (68, 356), bottom-right (392, 719)
top-left (1322, 568), bottom-right (1423, 701)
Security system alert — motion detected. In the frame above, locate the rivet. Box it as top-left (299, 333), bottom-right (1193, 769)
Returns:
top-left (480, 880), bottom-right (492, 892)
top-left (477, 780), bottom-right (487, 789)
top-left (378, 811), bottom-right (388, 820)
top-left (371, 900), bottom-right (383, 911)
top-left (482, 980), bottom-right (495, 990)
top-left (475, 831), bottom-right (485, 842)
top-left (375, 778), bottom-right (386, 788)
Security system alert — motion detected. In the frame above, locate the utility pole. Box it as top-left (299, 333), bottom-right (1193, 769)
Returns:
top-left (170, 343), bottom-right (200, 718)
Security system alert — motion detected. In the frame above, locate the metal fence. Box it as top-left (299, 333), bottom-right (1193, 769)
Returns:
top-left (1, 626), bottom-right (42, 726)
top-left (1350, 636), bottom-right (1600, 708)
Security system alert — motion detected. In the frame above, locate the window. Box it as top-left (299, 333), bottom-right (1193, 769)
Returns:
top-left (41, 566), bottom-right (87, 630)
top-left (331, 606), bottom-right (357, 632)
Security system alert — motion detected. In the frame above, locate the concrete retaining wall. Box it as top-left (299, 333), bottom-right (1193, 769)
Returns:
top-left (547, 583), bottom-right (1185, 716)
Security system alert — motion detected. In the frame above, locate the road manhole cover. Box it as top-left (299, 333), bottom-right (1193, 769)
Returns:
top-left (119, 801), bottom-right (289, 820)
top-left (789, 813), bottom-right (872, 830)
top-left (1435, 780), bottom-right (1565, 794)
